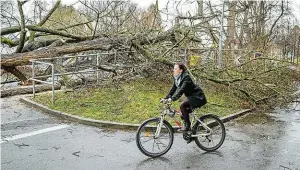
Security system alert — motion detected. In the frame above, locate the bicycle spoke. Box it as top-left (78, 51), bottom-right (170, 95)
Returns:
top-left (156, 136), bottom-right (170, 139)
top-left (152, 139), bottom-right (156, 152)
top-left (155, 140), bottom-right (168, 147)
top-left (136, 118), bottom-right (174, 157)
top-left (140, 137), bottom-right (154, 144)
top-left (156, 140), bottom-right (162, 151)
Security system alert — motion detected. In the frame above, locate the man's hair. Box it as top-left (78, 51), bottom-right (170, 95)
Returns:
top-left (175, 63), bottom-right (187, 72)
top-left (175, 62), bottom-right (197, 84)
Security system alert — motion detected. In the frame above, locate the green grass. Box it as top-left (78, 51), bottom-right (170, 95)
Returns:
top-left (32, 78), bottom-right (243, 124)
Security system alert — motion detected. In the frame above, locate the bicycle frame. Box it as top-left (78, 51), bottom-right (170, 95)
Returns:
top-left (190, 112), bottom-right (213, 137)
top-left (155, 103), bottom-right (212, 138)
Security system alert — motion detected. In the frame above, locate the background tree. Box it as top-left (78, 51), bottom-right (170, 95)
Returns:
top-left (1, 0), bottom-right (299, 105)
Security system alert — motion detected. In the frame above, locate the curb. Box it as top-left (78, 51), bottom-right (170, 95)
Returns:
top-left (220, 109), bottom-right (253, 123)
top-left (20, 97), bottom-right (254, 131)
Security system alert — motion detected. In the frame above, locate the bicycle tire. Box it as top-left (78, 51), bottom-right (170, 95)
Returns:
top-left (136, 117), bottom-right (174, 158)
top-left (193, 114), bottom-right (226, 152)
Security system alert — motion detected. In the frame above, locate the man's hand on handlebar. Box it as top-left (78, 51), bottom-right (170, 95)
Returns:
top-left (160, 98), bottom-right (172, 104)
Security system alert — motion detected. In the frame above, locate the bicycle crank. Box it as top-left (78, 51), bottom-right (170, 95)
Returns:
top-left (183, 131), bottom-right (192, 141)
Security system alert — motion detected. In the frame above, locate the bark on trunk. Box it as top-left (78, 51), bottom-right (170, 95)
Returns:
top-left (15, 0), bottom-right (26, 53)
top-left (1, 66), bottom-right (28, 83)
top-left (1, 84), bottom-right (61, 98)
top-left (1, 38), bottom-right (118, 67)
top-left (227, 1), bottom-right (237, 48)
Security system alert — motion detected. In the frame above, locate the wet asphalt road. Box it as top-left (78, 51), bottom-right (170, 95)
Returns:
top-left (1, 96), bottom-right (300, 170)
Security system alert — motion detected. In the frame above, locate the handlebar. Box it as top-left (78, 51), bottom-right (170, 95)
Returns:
top-left (160, 98), bottom-right (172, 104)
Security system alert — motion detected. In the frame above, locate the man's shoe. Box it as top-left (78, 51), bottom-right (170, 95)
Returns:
top-left (178, 122), bottom-right (191, 132)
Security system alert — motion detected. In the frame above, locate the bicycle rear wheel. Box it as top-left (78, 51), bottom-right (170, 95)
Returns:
top-left (136, 117), bottom-right (174, 158)
top-left (193, 114), bottom-right (226, 151)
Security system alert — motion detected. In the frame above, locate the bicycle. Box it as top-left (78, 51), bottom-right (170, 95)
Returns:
top-left (136, 100), bottom-right (226, 158)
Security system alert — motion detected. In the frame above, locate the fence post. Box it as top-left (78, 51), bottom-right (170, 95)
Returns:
top-left (97, 53), bottom-right (100, 84)
top-left (184, 48), bottom-right (188, 65)
top-left (51, 63), bottom-right (55, 105)
top-left (32, 61), bottom-right (35, 98)
top-left (114, 49), bottom-right (117, 64)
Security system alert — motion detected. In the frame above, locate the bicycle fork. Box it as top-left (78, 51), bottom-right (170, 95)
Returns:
top-left (154, 116), bottom-right (165, 138)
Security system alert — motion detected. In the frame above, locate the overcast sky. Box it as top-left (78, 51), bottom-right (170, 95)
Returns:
top-left (61, 0), bottom-right (300, 19)
top-left (130, 0), bottom-right (300, 20)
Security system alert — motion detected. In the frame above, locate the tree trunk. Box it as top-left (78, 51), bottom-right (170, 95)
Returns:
top-left (259, 1), bottom-right (265, 35)
top-left (1, 38), bottom-right (118, 67)
top-left (1, 66), bottom-right (28, 83)
top-left (197, 0), bottom-right (203, 16)
top-left (16, 0), bottom-right (26, 53)
top-left (239, 2), bottom-right (250, 47)
top-left (1, 84), bottom-right (61, 98)
top-left (227, 1), bottom-right (237, 48)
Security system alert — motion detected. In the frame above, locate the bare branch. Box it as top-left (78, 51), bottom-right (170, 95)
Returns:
top-left (15, 0), bottom-right (26, 53)
top-left (29, 0), bottom-right (61, 42)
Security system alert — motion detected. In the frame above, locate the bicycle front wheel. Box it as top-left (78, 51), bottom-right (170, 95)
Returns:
top-left (193, 114), bottom-right (226, 152)
top-left (136, 117), bottom-right (174, 158)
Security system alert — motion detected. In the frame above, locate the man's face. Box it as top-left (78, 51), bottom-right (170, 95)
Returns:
top-left (173, 64), bottom-right (182, 76)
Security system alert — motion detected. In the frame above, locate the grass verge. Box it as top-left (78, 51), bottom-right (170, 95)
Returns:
top-left (32, 78), bottom-right (245, 125)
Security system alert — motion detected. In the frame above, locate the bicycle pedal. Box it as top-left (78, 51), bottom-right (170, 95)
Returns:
top-left (177, 129), bottom-right (184, 133)
top-left (177, 128), bottom-right (192, 133)
top-left (186, 138), bottom-right (193, 144)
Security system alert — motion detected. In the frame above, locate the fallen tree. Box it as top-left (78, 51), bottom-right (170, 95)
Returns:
top-left (0, 25), bottom-right (185, 82)
top-left (0, 83), bottom-right (61, 98)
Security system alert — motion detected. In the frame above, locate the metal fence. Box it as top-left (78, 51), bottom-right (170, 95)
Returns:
top-left (30, 50), bottom-right (136, 105)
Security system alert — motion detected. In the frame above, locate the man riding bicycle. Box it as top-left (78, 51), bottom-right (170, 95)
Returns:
top-left (162, 63), bottom-right (207, 131)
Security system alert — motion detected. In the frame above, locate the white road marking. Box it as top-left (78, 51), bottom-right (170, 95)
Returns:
top-left (0, 124), bottom-right (69, 144)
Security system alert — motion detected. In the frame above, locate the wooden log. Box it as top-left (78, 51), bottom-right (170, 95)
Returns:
top-left (1, 84), bottom-right (61, 98)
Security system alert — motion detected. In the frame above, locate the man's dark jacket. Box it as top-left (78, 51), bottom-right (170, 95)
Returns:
top-left (166, 72), bottom-right (207, 109)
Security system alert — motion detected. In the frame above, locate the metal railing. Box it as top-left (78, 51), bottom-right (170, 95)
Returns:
top-left (29, 60), bottom-right (55, 105)
top-left (29, 50), bottom-right (136, 105)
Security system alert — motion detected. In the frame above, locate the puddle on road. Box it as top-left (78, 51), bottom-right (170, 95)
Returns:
top-left (231, 111), bottom-right (287, 140)
top-left (232, 100), bottom-right (300, 141)
top-left (236, 112), bottom-right (278, 125)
